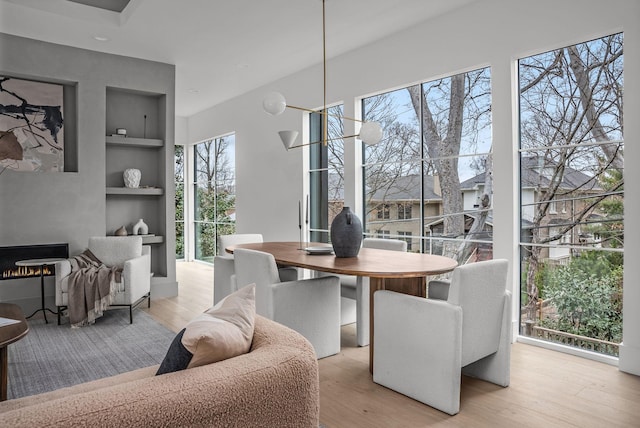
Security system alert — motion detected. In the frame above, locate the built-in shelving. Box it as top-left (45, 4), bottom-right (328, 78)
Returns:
top-left (105, 86), bottom-right (174, 295)
top-left (106, 136), bottom-right (163, 147)
top-left (107, 235), bottom-right (164, 244)
top-left (106, 187), bottom-right (164, 196)
top-left (141, 235), bottom-right (164, 244)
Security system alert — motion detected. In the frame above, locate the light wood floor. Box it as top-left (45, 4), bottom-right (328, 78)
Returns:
top-left (143, 262), bottom-right (640, 428)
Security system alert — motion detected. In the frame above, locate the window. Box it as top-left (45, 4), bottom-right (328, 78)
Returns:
top-left (309, 105), bottom-right (344, 243)
top-left (376, 230), bottom-right (390, 239)
top-left (362, 67), bottom-right (492, 261)
top-left (518, 33), bottom-right (623, 356)
top-left (174, 145), bottom-right (184, 259)
top-left (397, 202), bottom-right (412, 220)
top-left (376, 204), bottom-right (390, 220)
top-left (397, 231), bottom-right (413, 251)
top-left (193, 134), bottom-right (236, 263)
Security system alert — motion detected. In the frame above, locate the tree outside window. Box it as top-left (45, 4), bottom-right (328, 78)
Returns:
top-left (193, 134), bottom-right (236, 263)
top-left (363, 67), bottom-right (493, 262)
top-left (518, 33), bottom-right (624, 355)
top-left (174, 145), bottom-right (184, 259)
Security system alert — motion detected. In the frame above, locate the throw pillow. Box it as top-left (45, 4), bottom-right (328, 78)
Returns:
top-left (156, 283), bottom-right (256, 375)
top-left (155, 328), bottom-right (192, 375)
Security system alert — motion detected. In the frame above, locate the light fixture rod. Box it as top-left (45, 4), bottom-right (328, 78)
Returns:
top-left (322, 0), bottom-right (328, 146)
top-left (263, 0), bottom-right (383, 149)
top-left (285, 104), bottom-right (365, 123)
top-left (286, 133), bottom-right (361, 150)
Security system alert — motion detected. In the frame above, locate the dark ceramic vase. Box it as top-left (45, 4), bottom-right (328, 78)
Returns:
top-left (330, 207), bottom-right (363, 257)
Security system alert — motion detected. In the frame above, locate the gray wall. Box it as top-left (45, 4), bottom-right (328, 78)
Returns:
top-left (0, 33), bottom-right (177, 312)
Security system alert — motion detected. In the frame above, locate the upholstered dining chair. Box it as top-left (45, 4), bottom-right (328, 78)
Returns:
top-left (55, 236), bottom-right (151, 324)
top-left (233, 248), bottom-right (341, 359)
top-left (341, 237), bottom-right (407, 347)
top-left (213, 233), bottom-right (297, 305)
top-left (373, 259), bottom-right (511, 415)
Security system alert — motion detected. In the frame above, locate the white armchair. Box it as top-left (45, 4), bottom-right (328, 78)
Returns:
top-left (340, 238), bottom-right (407, 346)
top-left (213, 234), bottom-right (297, 305)
top-left (373, 259), bottom-right (511, 415)
top-left (233, 248), bottom-right (341, 359)
top-left (55, 236), bottom-right (151, 324)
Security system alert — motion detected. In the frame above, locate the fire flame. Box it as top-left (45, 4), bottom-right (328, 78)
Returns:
top-left (2, 265), bottom-right (53, 279)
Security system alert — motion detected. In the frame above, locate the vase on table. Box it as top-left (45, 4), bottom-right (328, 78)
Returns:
top-left (123, 168), bottom-right (141, 188)
top-left (330, 207), bottom-right (362, 257)
top-left (132, 218), bottom-right (149, 235)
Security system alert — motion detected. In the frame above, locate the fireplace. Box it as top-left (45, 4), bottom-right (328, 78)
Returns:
top-left (0, 243), bottom-right (69, 280)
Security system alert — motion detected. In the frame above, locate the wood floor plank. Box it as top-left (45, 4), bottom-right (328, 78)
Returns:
top-left (143, 262), bottom-right (640, 427)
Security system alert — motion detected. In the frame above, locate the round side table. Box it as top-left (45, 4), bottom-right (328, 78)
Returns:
top-left (15, 257), bottom-right (66, 324)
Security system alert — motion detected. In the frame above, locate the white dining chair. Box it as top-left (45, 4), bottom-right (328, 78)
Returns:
top-left (373, 259), bottom-right (511, 415)
top-left (213, 233), bottom-right (297, 305)
top-left (233, 248), bottom-right (341, 359)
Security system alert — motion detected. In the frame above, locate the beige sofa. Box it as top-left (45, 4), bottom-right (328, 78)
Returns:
top-left (0, 316), bottom-right (320, 427)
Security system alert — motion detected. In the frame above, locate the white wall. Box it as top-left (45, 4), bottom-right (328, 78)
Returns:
top-left (187, 0), bottom-right (640, 375)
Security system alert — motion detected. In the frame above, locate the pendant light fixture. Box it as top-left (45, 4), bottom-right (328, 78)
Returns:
top-left (262, 0), bottom-right (383, 150)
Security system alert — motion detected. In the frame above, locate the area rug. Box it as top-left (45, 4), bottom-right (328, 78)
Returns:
top-left (7, 309), bottom-right (175, 399)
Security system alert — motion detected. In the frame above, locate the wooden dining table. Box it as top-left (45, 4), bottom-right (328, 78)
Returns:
top-left (227, 241), bottom-right (458, 372)
top-left (0, 303), bottom-right (29, 401)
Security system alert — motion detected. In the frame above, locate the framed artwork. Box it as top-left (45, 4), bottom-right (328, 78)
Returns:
top-left (0, 76), bottom-right (64, 172)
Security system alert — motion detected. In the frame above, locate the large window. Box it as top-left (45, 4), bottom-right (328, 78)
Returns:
top-left (518, 34), bottom-right (624, 356)
top-left (174, 145), bottom-right (184, 259)
top-left (193, 134), bottom-right (236, 263)
top-left (309, 105), bottom-right (344, 243)
top-left (362, 67), bottom-right (492, 263)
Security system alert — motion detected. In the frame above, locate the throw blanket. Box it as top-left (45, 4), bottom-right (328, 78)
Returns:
top-left (67, 249), bottom-right (122, 328)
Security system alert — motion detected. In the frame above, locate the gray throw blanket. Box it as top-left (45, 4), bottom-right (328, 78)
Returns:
top-left (67, 249), bottom-right (121, 327)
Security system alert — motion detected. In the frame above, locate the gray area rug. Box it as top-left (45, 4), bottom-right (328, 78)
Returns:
top-left (7, 309), bottom-right (175, 399)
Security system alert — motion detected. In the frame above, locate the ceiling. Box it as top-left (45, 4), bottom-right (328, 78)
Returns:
top-left (0, 0), bottom-right (478, 117)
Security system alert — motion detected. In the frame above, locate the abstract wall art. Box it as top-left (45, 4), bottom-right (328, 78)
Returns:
top-left (0, 76), bottom-right (64, 172)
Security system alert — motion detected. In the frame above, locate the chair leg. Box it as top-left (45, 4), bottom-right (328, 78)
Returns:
top-left (57, 306), bottom-right (61, 325)
top-left (129, 305), bottom-right (133, 324)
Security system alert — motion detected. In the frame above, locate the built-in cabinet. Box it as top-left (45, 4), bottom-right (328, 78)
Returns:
top-left (105, 87), bottom-right (174, 293)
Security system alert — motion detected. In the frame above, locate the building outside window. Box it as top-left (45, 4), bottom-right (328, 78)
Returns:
top-left (193, 134), bottom-right (236, 263)
top-left (518, 33), bottom-right (624, 356)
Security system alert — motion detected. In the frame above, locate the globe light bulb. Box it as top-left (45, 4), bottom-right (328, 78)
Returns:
top-left (263, 92), bottom-right (287, 116)
top-left (358, 121), bottom-right (383, 145)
